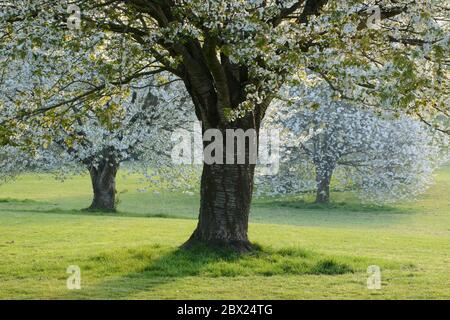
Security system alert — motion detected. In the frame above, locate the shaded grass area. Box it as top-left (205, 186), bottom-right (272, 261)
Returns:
top-left (0, 198), bottom-right (45, 204)
top-left (64, 244), bottom-right (395, 299)
top-left (87, 244), bottom-right (359, 278)
top-left (255, 197), bottom-right (409, 213)
top-left (0, 205), bottom-right (189, 220)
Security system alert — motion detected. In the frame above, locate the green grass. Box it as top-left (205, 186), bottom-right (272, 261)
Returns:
top-left (0, 165), bottom-right (449, 299)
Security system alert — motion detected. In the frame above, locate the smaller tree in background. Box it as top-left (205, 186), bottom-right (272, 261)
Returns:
top-left (0, 76), bottom-right (195, 211)
top-left (257, 81), bottom-right (448, 203)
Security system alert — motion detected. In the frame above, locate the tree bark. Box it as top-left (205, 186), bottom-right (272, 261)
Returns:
top-left (175, 37), bottom-right (271, 252)
top-left (315, 166), bottom-right (333, 204)
top-left (183, 121), bottom-right (259, 253)
top-left (183, 162), bottom-right (255, 252)
top-left (87, 153), bottom-right (118, 212)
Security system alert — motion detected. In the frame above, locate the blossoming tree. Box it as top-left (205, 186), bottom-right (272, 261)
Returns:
top-left (257, 81), bottom-right (448, 203)
top-left (0, 73), bottom-right (194, 211)
top-left (1, 0), bottom-right (448, 251)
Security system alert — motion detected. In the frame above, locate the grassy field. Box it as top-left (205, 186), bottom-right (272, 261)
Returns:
top-left (0, 164), bottom-right (449, 299)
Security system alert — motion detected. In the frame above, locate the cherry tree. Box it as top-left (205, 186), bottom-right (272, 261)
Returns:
top-left (0, 67), bottom-right (194, 211)
top-left (48, 80), bottom-right (193, 211)
top-left (257, 81), bottom-right (449, 203)
top-left (1, 0), bottom-right (448, 251)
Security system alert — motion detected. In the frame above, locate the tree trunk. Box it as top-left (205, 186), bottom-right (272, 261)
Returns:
top-left (183, 162), bottom-right (255, 252)
top-left (183, 123), bottom-right (259, 253)
top-left (87, 155), bottom-right (118, 212)
top-left (315, 167), bottom-right (333, 204)
top-left (178, 49), bottom-right (271, 253)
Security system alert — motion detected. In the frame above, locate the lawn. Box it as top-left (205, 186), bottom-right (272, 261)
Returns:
top-left (0, 165), bottom-right (449, 299)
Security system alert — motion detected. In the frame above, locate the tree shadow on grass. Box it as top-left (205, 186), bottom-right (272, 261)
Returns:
top-left (61, 243), bottom-right (384, 299)
top-left (0, 198), bottom-right (45, 204)
top-left (0, 199), bottom-right (190, 220)
top-left (254, 198), bottom-right (413, 214)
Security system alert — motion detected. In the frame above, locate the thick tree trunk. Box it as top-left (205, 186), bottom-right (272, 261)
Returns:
top-left (87, 156), bottom-right (118, 212)
top-left (315, 167), bottom-right (333, 204)
top-left (183, 121), bottom-right (259, 253)
top-left (183, 162), bottom-right (255, 252)
top-left (178, 47), bottom-right (271, 253)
